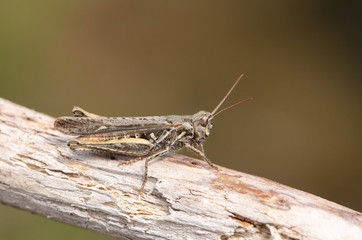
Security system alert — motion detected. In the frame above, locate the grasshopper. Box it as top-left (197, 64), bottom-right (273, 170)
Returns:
top-left (54, 74), bottom-right (252, 192)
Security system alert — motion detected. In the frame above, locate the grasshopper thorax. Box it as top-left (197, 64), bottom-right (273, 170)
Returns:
top-left (192, 111), bottom-right (214, 143)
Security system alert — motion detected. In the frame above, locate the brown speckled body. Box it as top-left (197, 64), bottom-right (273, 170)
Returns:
top-left (53, 74), bottom-right (251, 192)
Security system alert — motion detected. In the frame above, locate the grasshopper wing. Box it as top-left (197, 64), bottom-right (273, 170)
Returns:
top-left (54, 116), bottom-right (171, 136)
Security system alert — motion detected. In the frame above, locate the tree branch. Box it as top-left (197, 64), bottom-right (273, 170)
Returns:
top-left (0, 97), bottom-right (360, 240)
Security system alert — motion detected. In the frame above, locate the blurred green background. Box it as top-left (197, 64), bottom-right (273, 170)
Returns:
top-left (0, 1), bottom-right (361, 239)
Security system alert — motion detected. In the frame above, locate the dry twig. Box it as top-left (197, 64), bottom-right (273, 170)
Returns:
top-left (0, 98), bottom-right (361, 240)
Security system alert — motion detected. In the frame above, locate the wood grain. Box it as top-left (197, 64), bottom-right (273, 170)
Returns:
top-left (0, 98), bottom-right (361, 240)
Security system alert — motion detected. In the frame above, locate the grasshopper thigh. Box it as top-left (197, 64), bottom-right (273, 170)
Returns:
top-left (68, 137), bottom-right (155, 156)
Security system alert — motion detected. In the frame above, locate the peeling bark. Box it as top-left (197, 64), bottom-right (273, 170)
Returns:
top-left (0, 98), bottom-right (361, 240)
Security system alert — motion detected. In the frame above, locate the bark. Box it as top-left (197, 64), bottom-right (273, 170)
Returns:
top-left (0, 97), bottom-right (361, 240)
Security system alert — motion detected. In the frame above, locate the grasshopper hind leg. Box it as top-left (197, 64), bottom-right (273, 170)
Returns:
top-left (117, 149), bottom-right (170, 194)
top-left (139, 149), bottom-right (170, 194)
top-left (72, 106), bottom-right (104, 118)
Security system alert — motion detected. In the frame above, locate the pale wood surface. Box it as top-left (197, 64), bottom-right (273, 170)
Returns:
top-left (0, 97), bottom-right (361, 240)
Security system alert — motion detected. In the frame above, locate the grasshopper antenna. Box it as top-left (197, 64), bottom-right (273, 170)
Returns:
top-left (211, 74), bottom-right (252, 117)
top-left (213, 97), bottom-right (253, 117)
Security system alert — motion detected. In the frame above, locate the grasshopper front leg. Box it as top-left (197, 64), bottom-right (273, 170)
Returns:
top-left (185, 143), bottom-right (219, 170)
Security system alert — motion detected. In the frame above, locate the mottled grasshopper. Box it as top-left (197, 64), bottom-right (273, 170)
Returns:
top-left (54, 74), bottom-right (252, 192)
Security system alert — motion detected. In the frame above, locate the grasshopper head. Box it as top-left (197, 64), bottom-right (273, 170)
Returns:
top-left (192, 74), bottom-right (253, 143)
top-left (192, 111), bottom-right (214, 143)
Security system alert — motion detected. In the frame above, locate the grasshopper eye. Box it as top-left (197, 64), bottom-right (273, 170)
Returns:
top-left (200, 117), bottom-right (208, 127)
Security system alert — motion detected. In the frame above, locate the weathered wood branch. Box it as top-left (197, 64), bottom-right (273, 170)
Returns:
top-left (0, 97), bottom-right (361, 240)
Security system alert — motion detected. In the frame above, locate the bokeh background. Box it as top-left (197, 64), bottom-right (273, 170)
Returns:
top-left (0, 1), bottom-right (361, 239)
